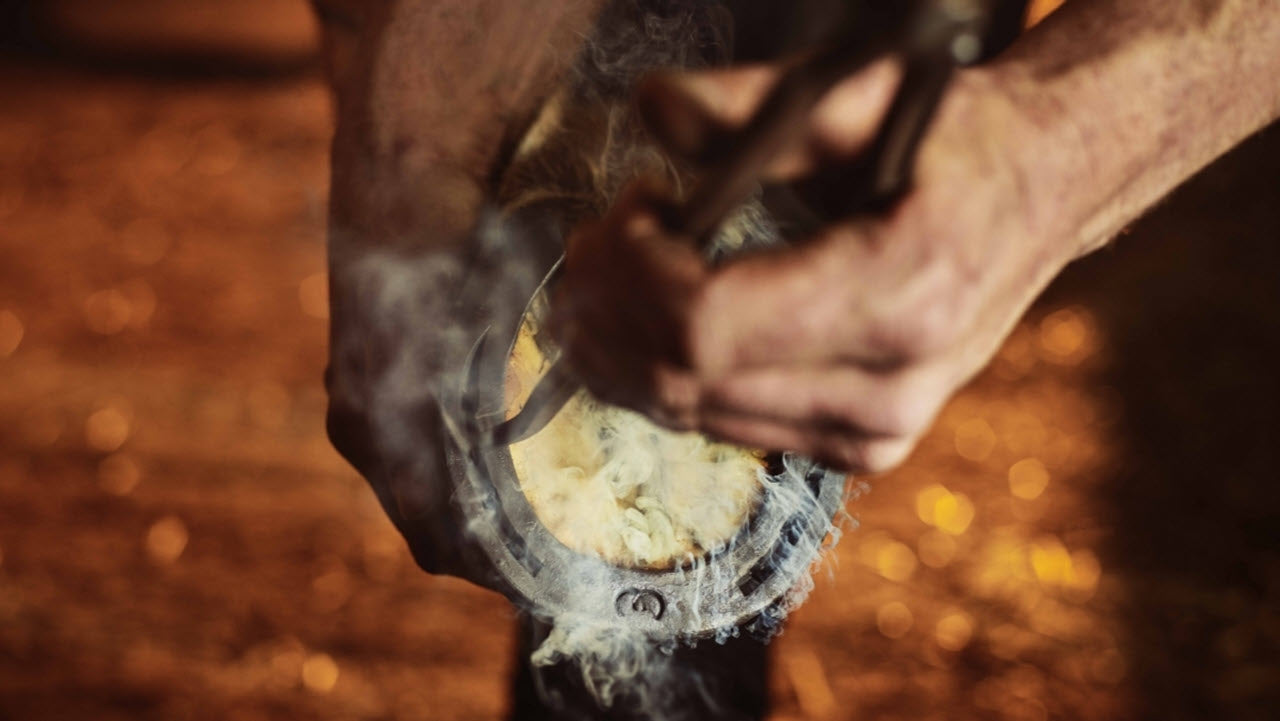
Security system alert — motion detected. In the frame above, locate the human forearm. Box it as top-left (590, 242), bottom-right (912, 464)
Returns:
top-left (550, 0), bottom-right (1280, 470)
top-left (989, 0), bottom-right (1280, 258)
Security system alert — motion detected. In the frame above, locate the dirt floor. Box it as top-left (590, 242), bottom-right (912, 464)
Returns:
top-left (1, 4), bottom-right (1278, 721)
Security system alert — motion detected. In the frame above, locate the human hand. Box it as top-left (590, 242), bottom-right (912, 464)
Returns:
top-left (554, 62), bottom-right (1085, 473)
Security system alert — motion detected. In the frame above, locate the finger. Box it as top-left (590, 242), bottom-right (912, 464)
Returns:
top-left (636, 60), bottom-right (900, 180)
top-left (700, 364), bottom-right (947, 440)
top-left (698, 409), bottom-right (915, 474)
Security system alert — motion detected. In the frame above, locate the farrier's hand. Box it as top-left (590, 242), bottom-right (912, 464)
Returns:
top-left (555, 63), bottom-right (1083, 473)
top-left (556, 1), bottom-right (1280, 474)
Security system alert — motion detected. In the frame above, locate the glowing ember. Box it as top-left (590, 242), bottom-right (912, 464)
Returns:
top-left (301, 652), bottom-right (339, 694)
top-left (1038, 307), bottom-right (1096, 365)
top-left (98, 453), bottom-right (141, 495)
top-left (935, 611), bottom-right (975, 651)
top-left (83, 288), bottom-right (132, 335)
top-left (916, 484), bottom-right (976, 535)
top-left (118, 279), bottom-right (157, 330)
top-left (954, 418), bottom-right (998, 461)
top-left (119, 217), bottom-right (170, 265)
top-left (876, 601), bottom-right (914, 639)
top-left (874, 539), bottom-right (918, 582)
top-left (146, 515), bottom-right (189, 565)
top-left (311, 558), bottom-right (352, 613)
top-left (917, 529), bottom-right (958, 568)
top-left (1008, 458), bottom-right (1051, 500)
top-left (85, 404), bottom-right (131, 452)
top-left (0, 309), bottom-right (23, 357)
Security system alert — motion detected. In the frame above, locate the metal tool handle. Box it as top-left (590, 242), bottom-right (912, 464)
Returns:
top-left (483, 0), bottom-right (1017, 447)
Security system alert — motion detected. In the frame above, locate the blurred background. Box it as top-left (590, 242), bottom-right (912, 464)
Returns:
top-left (0, 1), bottom-right (1277, 720)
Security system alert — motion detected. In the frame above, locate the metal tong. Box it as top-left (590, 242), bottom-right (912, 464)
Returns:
top-left (475, 0), bottom-right (1020, 447)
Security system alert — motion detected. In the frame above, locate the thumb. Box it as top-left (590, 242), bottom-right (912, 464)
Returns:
top-left (636, 65), bottom-right (782, 165)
